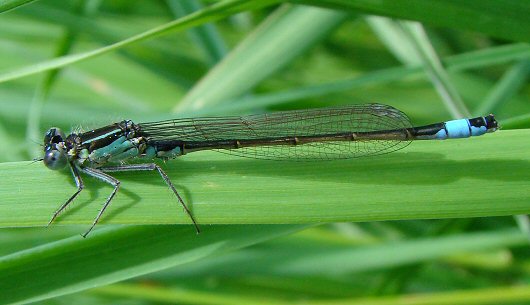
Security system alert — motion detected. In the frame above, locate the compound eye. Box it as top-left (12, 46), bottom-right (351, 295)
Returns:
top-left (44, 127), bottom-right (65, 145)
top-left (43, 149), bottom-right (67, 170)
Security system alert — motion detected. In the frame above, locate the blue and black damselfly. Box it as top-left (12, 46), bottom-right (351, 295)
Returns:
top-left (42, 103), bottom-right (498, 237)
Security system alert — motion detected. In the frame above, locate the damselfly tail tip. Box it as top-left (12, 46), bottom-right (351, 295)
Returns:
top-left (485, 114), bottom-right (499, 132)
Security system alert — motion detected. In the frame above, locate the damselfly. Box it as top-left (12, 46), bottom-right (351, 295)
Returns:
top-left (42, 104), bottom-right (498, 237)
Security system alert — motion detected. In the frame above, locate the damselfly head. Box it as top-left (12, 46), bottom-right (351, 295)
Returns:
top-left (43, 127), bottom-right (68, 170)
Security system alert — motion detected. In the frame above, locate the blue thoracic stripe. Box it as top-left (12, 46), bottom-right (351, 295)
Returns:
top-left (82, 129), bottom-right (122, 144)
top-left (434, 118), bottom-right (487, 139)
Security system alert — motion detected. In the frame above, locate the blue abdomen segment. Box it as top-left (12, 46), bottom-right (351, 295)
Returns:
top-left (435, 118), bottom-right (487, 139)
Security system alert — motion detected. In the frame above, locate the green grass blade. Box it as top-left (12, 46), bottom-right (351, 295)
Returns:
top-left (0, 0), bottom-right (281, 84)
top-left (173, 4), bottom-right (348, 112)
top-left (25, 2), bottom-right (91, 157)
top-left (92, 283), bottom-right (290, 305)
top-left (193, 44), bottom-right (530, 116)
top-left (0, 0), bottom-right (36, 13)
top-left (0, 224), bottom-right (304, 305)
top-left (89, 282), bottom-right (530, 305)
top-left (502, 113), bottom-right (530, 129)
top-left (1, 44), bottom-right (526, 128)
top-left (366, 17), bottom-right (421, 66)
top-left (18, 2), bottom-right (207, 88)
top-left (366, 19), bottom-right (471, 117)
top-left (141, 228), bottom-right (526, 278)
top-left (400, 22), bottom-right (470, 118)
top-left (292, 0), bottom-right (530, 42)
top-left (444, 43), bottom-right (530, 71)
top-left (0, 122), bottom-right (22, 162)
top-left (270, 229), bottom-right (527, 275)
top-left (514, 215), bottom-right (530, 239)
top-left (198, 66), bottom-right (412, 116)
top-left (167, 0), bottom-right (228, 65)
top-left (1, 130), bottom-right (528, 227)
top-left (346, 285), bottom-right (530, 305)
top-left (473, 60), bottom-right (530, 116)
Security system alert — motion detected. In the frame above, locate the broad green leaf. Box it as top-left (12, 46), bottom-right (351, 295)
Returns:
top-left (0, 130), bottom-right (528, 227)
top-left (292, 0), bottom-right (530, 42)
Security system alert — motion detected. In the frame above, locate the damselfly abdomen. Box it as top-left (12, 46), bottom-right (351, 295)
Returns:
top-left (42, 103), bottom-right (498, 237)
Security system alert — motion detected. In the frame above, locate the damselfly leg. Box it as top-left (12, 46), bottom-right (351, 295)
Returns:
top-left (48, 162), bottom-right (199, 237)
top-left (100, 163), bottom-right (200, 234)
top-left (48, 163), bottom-right (84, 226)
top-left (79, 167), bottom-right (121, 238)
